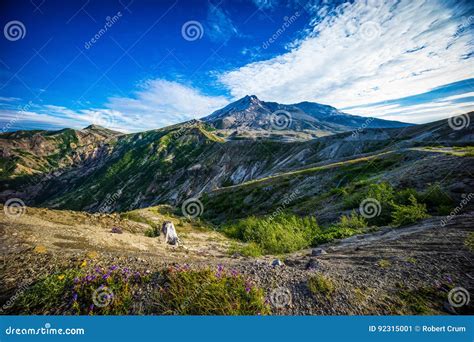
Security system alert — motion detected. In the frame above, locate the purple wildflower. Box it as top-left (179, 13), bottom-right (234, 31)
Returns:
top-left (72, 293), bottom-right (78, 301)
top-left (110, 265), bottom-right (118, 271)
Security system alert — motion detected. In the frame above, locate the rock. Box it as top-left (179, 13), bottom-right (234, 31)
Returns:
top-left (272, 259), bottom-right (283, 267)
top-left (311, 248), bottom-right (327, 256)
top-left (306, 259), bottom-right (320, 270)
top-left (162, 221), bottom-right (180, 245)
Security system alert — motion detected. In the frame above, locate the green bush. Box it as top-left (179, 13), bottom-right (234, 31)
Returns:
top-left (421, 183), bottom-right (453, 215)
top-left (391, 195), bottom-right (429, 226)
top-left (152, 268), bottom-right (270, 315)
top-left (12, 269), bottom-right (80, 314)
top-left (313, 212), bottom-right (367, 245)
top-left (307, 273), bottom-right (335, 298)
top-left (223, 213), bottom-right (319, 255)
top-left (145, 227), bottom-right (160, 237)
top-left (228, 241), bottom-right (263, 257)
top-left (465, 232), bottom-right (474, 252)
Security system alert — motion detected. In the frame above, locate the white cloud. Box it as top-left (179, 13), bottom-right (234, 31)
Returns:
top-left (218, 0), bottom-right (474, 122)
top-left (0, 80), bottom-right (229, 133)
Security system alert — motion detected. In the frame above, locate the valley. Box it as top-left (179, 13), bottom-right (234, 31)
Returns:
top-left (0, 97), bottom-right (473, 315)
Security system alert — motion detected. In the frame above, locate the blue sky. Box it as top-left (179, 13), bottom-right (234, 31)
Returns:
top-left (0, 0), bottom-right (473, 132)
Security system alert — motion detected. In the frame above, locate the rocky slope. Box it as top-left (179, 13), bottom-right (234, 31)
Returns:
top-left (202, 95), bottom-right (412, 140)
top-left (0, 113), bottom-right (472, 213)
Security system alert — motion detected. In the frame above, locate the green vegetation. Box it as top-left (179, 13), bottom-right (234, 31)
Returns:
top-left (307, 273), bottom-right (335, 298)
top-left (12, 264), bottom-right (269, 315)
top-left (391, 195), bottom-right (429, 226)
top-left (152, 267), bottom-right (270, 315)
top-left (223, 213), bottom-right (319, 254)
top-left (223, 211), bottom-right (371, 255)
top-left (313, 212), bottom-right (368, 245)
top-left (12, 269), bottom-right (80, 314)
top-left (465, 232), bottom-right (474, 252)
top-left (378, 259), bottom-right (391, 268)
top-left (395, 286), bottom-right (447, 315)
top-left (228, 241), bottom-right (263, 257)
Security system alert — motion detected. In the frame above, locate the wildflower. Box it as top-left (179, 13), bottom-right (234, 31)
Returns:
top-left (73, 277), bottom-right (79, 284)
top-left (110, 265), bottom-right (118, 271)
top-left (72, 293), bottom-right (78, 301)
top-left (80, 260), bottom-right (87, 268)
top-left (57, 274), bottom-right (65, 280)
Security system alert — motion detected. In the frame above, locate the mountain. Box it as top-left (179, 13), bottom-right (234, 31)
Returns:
top-left (202, 95), bottom-right (412, 140)
top-left (1, 110), bottom-right (473, 316)
top-left (0, 112), bottom-right (472, 213)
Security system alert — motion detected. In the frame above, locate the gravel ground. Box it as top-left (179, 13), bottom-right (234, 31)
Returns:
top-left (1, 208), bottom-right (473, 315)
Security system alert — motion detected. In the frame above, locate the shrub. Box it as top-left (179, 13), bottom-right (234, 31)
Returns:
top-left (12, 266), bottom-right (150, 315)
top-left (12, 269), bottom-right (80, 314)
top-left (307, 273), bottom-right (335, 298)
top-left (465, 232), bottom-right (474, 252)
top-left (313, 212), bottom-right (367, 245)
top-left (421, 184), bottom-right (453, 215)
top-left (152, 267), bottom-right (270, 315)
top-left (378, 259), bottom-right (391, 268)
top-left (228, 241), bottom-right (263, 257)
top-left (223, 213), bottom-right (320, 255)
top-left (391, 195), bottom-right (429, 226)
top-left (145, 227), bottom-right (160, 237)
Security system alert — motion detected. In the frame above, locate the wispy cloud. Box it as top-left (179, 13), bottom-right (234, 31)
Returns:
top-left (0, 80), bottom-right (229, 132)
top-left (219, 0), bottom-right (474, 121)
top-left (206, 4), bottom-right (240, 43)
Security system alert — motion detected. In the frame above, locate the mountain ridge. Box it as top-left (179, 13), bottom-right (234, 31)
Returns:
top-left (201, 95), bottom-right (412, 140)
